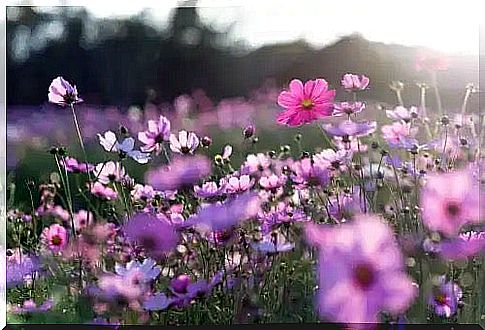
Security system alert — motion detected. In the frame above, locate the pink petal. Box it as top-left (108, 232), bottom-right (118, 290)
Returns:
top-left (288, 79), bottom-right (304, 99)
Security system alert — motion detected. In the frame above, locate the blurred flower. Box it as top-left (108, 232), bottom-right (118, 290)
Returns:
top-left (123, 213), bottom-right (179, 259)
top-left (243, 124), bottom-right (255, 139)
top-left (415, 52), bottom-right (449, 72)
top-left (90, 182), bottom-right (118, 200)
top-left (181, 192), bottom-right (261, 233)
top-left (138, 115), bottom-right (171, 155)
top-left (74, 210), bottom-right (94, 231)
top-left (420, 170), bottom-right (481, 237)
top-left (145, 155), bottom-right (212, 191)
top-left (94, 161), bottom-right (126, 184)
top-left (381, 122), bottom-right (418, 149)
top-left (48, 77), bottom-right (82, 106)
top-left (333, 101), bottom-right (365, 117)
top-left (277, 78), bottom-right (336, 126)
top-left (115, 258), bottom-right (161, 283)
top-left (62, 156), bottom-right (94, 173)
top-left (305, 214), bottom-right (417, 323)
top-left (427, 276), bottom-right (462, 318)
top-left (10, 299), bottom-right (54, 314)
top-left (386, 106), bottom-right (419, 122)
top-left (251, 236), bottom-right (294, 254)
top-left (143, 293), bottom-right (173, 311)
top-left (322, 120), bottom-right (376, 138)
top-left (41, 223), bottom-right (68, 253)
top-left (439, 231), bottom-right (485, 260)
top-left (170, 130), bottom-right (199, 155)
top-left (341, 73), bottom-right (370, 91)
top-left (7, 252), bottom-right (39, 288)
top-left (291, 157), bottom-right (330, 188)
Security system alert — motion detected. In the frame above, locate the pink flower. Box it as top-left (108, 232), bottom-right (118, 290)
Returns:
top-left (221, 175), bottom-right (254, 194)
top-left (73, 210), bottom-right (94, 231)
top-left (259, 174), bottom-right (287, 190)
top-left (305, 214), bottom-right (417, 323)
top-left (420, 170), bottom-right (481, 237)
top-left (341, 73), bottom-right (370, 91)
top-left (381, 121), bottom-right (418, 149)
top-left (332, 101), bottom-right (365, 117)
top-left (90, 182), bottom-right (118, 200)
top-left (276, 78), bottom-right (336, 126)
top-left (93, 161), bottom-right (126, 185)
top-left (48, 77), bottom-right (83, 106)
top-left (169, 130), bottom-right (199, 155)
top-left (41, 224), bottom-right (68, 253)
top-left (138, 115), bottom-right (171, 154)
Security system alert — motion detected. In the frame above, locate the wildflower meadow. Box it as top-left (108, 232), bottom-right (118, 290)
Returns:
top-left (5, 53), bottom-right (485, 328)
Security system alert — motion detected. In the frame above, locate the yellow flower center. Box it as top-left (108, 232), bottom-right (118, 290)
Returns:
top-left (301, 99), bottom-right (313, 109)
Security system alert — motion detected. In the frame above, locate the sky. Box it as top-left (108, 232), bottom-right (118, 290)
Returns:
top-left (3, 0), bottom-right (484, 55)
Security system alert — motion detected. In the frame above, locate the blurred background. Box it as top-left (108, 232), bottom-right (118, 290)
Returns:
top-left (4, 0), bottom-right (482, 205)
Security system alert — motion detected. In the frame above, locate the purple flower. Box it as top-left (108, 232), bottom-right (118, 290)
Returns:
top-left (181, 192), bottom-right (261, 233)
top-left (259, 174), bottom-right (287, 190)
top-left (7, 253), bottom-right (39, 288)
top-left (305, 214), bottom-right (417, 323)
top-left (93, 161), bottom-right (126, 185)
top-left (98, 131), bottom-right (150, 164)
top-left (240, 153), bottom-right (272, 175)
top-left (322, 120), bottom-right (376, 138)
top-left (90, 182), bottom-right (118, 200)
top-left (386, 106), bottom-right (419, 122)
top-left (10, 299), bottom-right (54, 314)
top-left (143, 293), bottom-right (173, 311)
top-left (62, 156), bottom-right (94, 173)
top-left (169, 130), bottom-right (200, 155)
top-left (428, 276), bottom-right (462, 318)
top-left (194, 181), bottom-right (226, 198)
top-left (332, 101), bottom-right (365, 117)
top-left (138, 115), bottom-right (171, 155)
top-left (48, 77), bottom-right (83, 106)
top-left (115, 258), bottom-right (161, 283)
top-left (123, 213), bottom-right (179, 259)
top-left (130, 184), bottom-right (158, 201)
top-left (439, 231), bottom-right (485, 260)
top-left (291, 157), bottom-right (330, 188)
top-left (420, 170), bottom-right (481, 237)
top-left (381, 121), bottom-right (418, 149)
top-left (221, 174), bottom-right (254, 194)
top-left (243, 124), bottom-right (255, 139)
top-left (314, 149), bottom-right (352, 172)
top-left (251, 237), bottom-right (295, 254)
top-left (145, 155), bottom-right (212, 191)
top-left (341, 73), bottom-right (370, 91)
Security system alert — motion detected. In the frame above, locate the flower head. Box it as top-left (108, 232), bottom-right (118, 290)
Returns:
top-left (428, 276), bottom-right (462, 318)
top-left (333, 101), bottom-right (365, 117)
top-left (41, 223), bottom-right (68, 253)
top-left (277, 78), bottom-right (336, 126)
top-left (90, 182), bottom-right (118, 200)
top-left (48, 77), bottom-right (82, 106)
top-left (62, 157), bottom-right (94, 173)
top-left (341, 73), bottom-right (370, 91)
top-left (420, 170), bottom-right (481, 237)
top-left (305, 214), bottom-right (417, 323)
top-left (322, 120), bottom-right (376, 138)
top-left (170, 130), bottom-right (199, 155)
top-left (386, 106), bottom-right (419, 122)
top-left (94, 161), bottom-right (126, 185)
top-left (138, 115), bottom-right (171, 154)
top-left (381, 121), bottom-right (418, 149)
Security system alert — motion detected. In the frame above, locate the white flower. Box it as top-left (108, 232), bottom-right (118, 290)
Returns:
top-left (98, 130), bottom-right (150, 164)
top-left (94, 161), bottom-right (126, 184)
top-left (169, 130), bottom-right (199, 154)
top-left (115, 258), bottom-right (161, 283)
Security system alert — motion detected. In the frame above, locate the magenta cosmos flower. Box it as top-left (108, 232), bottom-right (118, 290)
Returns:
top-left (420, 170), bottom-right (481, 237)
top-left (41, 223), bottom-right (68, 253)
top-left (48, 76), bottom-right (83, 106)
top-left (138, 115), bottom-right (171, 154)
top-left (305, 214), bottom-right (417, 323)
top-left (276, 78), bottom-right (336, 126)
top-left (341, 73), bottom-right (370, 91)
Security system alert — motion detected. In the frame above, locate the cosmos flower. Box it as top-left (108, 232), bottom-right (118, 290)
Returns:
top-left (48, 77), bottom-right (82, 106)
top-left (73, 210), bottom-right (94, 231)
top-left (98, 131), bottom-right (150, 164)
top-left (427, 276), bottom-right (462, 318)
top-left (90, 182), bottom-right (118, 200)
top-left (341, 73), bottom-right (370, 91)
top-left (115, 258), bottom-right (161, 283)
top-left (93, 161), bottom-right (126, 185)
top-left (145, 155), bottom-right (212, 191)
top-left (386, 106), bottom-right (419, 122)
top-left (259, 174), bottom-right (287, 190)
top-left (181, 192), bottom-right (261, 233)
top-left (143, 293), bottom-right (173, 311)
top-left (251, 236), bottom-right (295, 254)
top-left (291, 157), bottom-right (330, 188)
top-left (169, 130), bottom-right (200, 155)
top-left (420, 170), bottom-right (481, 237)
top-left (381, 121), bottom-right (418, 149)
top-left (240, 153), bottom-right (272, 175)
top-left (305, 214), bottom-right (417, 323)
top-left (314, 149), bottom-right (353, 172)
top-left (62, 156), bottom-right (94, 173)
top-left (333, 101), bottom-right (366, 117)
top-left (130, 184), bottom-right (158, 201)
top-left (194, 181), bottom-right (226, 198)
top-left (123, 213), bottom-right (179, 259)
top-left (138, 115), bottom-right (171, 154)
top-left (276, 78), bottom-right (336, 126)
top-left (438, 231), bottom-right (485, 260)
top-left (322, 120), bottom-right (377, 138)
top-left (221, 175), bottom-right (254, 194)
top-left (7, 252), bottom-right (39, 288)
top-left (41, 223), bottom-right (68, 253)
